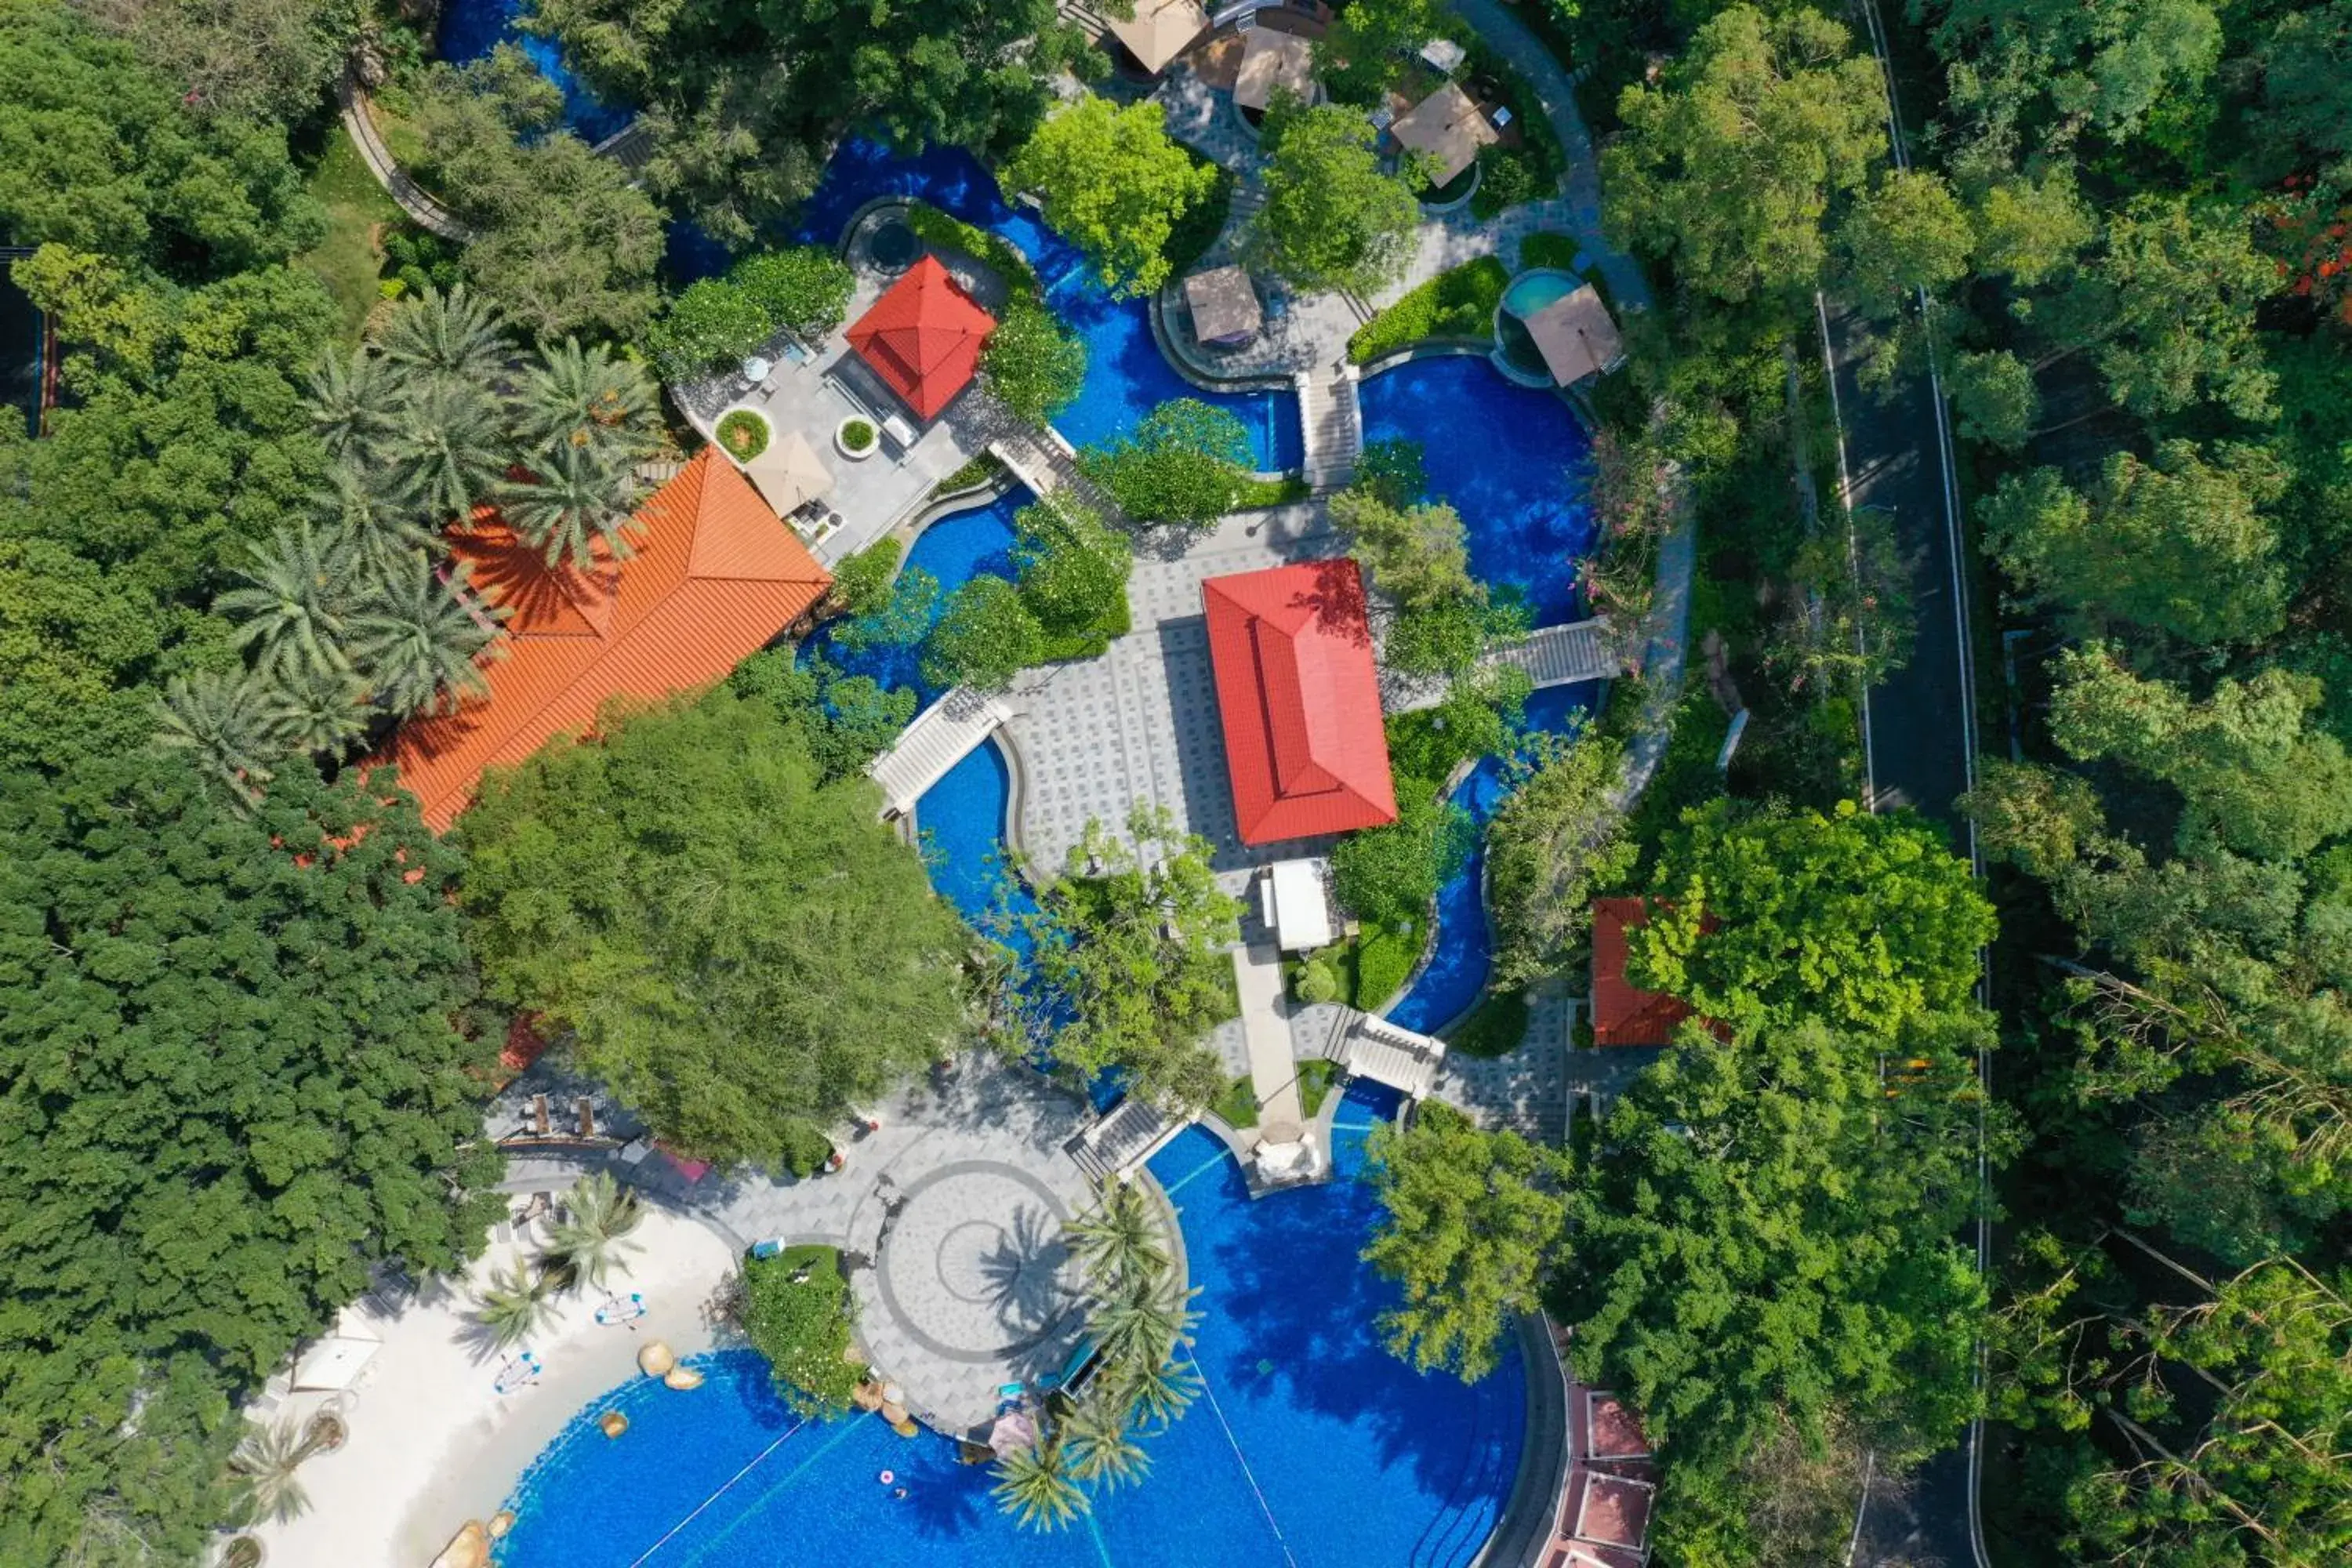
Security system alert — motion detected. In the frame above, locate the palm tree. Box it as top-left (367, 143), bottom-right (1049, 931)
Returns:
top-left (307, 347), bottom-right (402, 470)
top-left (229, 1418), bottom-right (311, 1526)
top-left (474, 1261), bottom-right (560, 1351)
top-left (1066, 1175), bottom-right (1167, 1295)
top-left (216, 524), bottom-right (356, 682)
top-left (990, 1436), bottom-right (1087, 1532)
top-left (154, 672), bottom-right (277, 804)
top-left (545, 1171), bottom-right (644, 1292)
top-left (259, 663), bottom-right (371, 758)
top-left (514, 338), bottom-right (657, 466)
top-left (1061, 1395), bottom-right (1151, 1490)
top-left (314, 464), bottom-right (437, 590)
top-left (1112, 1350), bottom-right (1200, 1431)
top-left (382, 377), bottom-right (510, 521)
top-left (374, 284), bottom-right (510, 389)
top-left (496, 443), bottom-right (643, 571)
top-left (1091, 1276), bottom-right (1201, 1376)
top-left (347, 558), bottom-right (504, 717)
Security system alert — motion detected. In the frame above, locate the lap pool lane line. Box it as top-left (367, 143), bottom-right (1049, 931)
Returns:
top-left (616, 1410), bottom-right (814, 1568)
top-left (659, 1415), bottom-right (870, 1566)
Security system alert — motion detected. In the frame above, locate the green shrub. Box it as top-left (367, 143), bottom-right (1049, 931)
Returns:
top-left (740, 1247), bottom-right (864, 1415)
top-left (829, 539), bottom-right (901, 618)
top-left (904, 202), bottom-right (1041, 303)
top-left (935, 452), bottom-right (1007, 495)
top-left (1080, 398), bottom-right (1258, 527)
top-left (1355, 920), bottom-right (1419, 1008)
top-left (646, 246), bottom-right (853, 381)
top-left (1295, 946), bottom-right (1347, 1005)
top-left (1346, 256), bottom-right (1510, 364)
top-left (1469, 148), bottom-right (1538, 220)
top-left (982, 294), bottom-right (1087, 426)
top-left (1518, 232), bottom-right (1582, 274)
top-left (729, 248), bottom-right (855, 339)
top-left (1162, 156), bottom-right (1236, 278)
top-left (716, 409), bottom-right (769, 460)
top-left (840, 419), bottom-right (876, 452)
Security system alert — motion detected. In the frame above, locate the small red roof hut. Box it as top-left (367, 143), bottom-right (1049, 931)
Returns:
top-left (846, 256), bottom-right (996, 421)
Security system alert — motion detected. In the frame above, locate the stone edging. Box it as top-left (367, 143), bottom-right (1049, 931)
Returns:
top-left (336, 73), bottom-right (473, 243)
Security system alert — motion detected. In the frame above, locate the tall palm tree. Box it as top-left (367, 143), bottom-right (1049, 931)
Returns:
top-left (216, 524), bottom-right (356, 682)
top-left (1067, 1175), bottom-right (1167, 1295)
top-left (347, 558), bottom-right (504, 717)
top-left (496, 443), bottom-right (643, 571)
top-left (374, 284), bottom-right (511, 389)
top-left (229, 1418), bottom-right (312, 1526)
top-left (990, 1436), bottom-right (1087, 1532)
top-left (474, 1261), bottom-right (559, 1351)
top-left (1061, 1395), bottom-right (1151, 1491)
top-left (545, 1171), bottom-right (644, 1292)
top-left (307, 347), bottom-right (402, 470)
top-left (315, 464), bottom-right (437, 590)
top-left (260, 663), bottom-right (372, 758)
top-left (383, 377), bottom-right (510, 521)
top-left (514, 338), bottom-right (657, 466)
top-left (154, 672), bottom-right (278, 804)
top-left (1112, 1351), bottom-right (1200, 1431)
top-left (1091, 1276), bottom-right (1201, 1376)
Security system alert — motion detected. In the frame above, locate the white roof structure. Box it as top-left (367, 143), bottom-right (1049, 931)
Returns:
top-left (1266, 858), bottom-right (1334, 953)
top-left (1235, 28), bottom-right (1316, 111)
top-left (1523, 285), bottom-right (1626, 386)
top-left (1104, 0), bottom-right (1209, 75)
top-left (292, 1329), bottom-right (383, 1392)
top-left (1420, 38), bottom-right (1468, 74)
top-left (1391, 81), bottom-right (1499, 187)
top-left (1184, 264), bottom-right (1263, 347)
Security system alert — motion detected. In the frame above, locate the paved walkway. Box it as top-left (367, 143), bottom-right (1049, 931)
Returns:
top-left (505, 1058), bottom-right (1098, 1437)
top-left (337, 74), bottom-right (472, 242)
top-left (1232, 942), bottom-right (1304, 1130)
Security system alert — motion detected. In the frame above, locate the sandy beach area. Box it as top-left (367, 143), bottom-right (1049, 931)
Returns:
top-left (247, 1203), bottom-right (741, 1568)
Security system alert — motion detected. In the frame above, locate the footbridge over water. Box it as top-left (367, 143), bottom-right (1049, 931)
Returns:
top-left (868, 688), bottom-right (1015, 816)
top-left (1387, 616), bottom-right (1623, 713)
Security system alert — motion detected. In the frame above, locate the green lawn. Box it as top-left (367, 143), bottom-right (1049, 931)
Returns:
top-left (1210, 1058), bottom-right (1340, 1130)
top-left (298, 125), bottom-right (401, 343)
top-left (1441, 986), bottom-right (1531, 1058)
top-left (1347, 256), bottom-right (1511, 364)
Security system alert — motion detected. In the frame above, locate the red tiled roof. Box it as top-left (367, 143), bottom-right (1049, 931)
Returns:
top-left (1201, 560), bottom-right (1397, 844)
top-left (1573, 1472), bottom-right (1656, 1552)
top-left (373, 448), bottom-right (831, 831)
top-left (846, 256), bottom-right (996, 421)
top-left (1584, 1390), bottom-right (1653, 1461)
top-left (1590, 896), bottom-right (1715, 1047)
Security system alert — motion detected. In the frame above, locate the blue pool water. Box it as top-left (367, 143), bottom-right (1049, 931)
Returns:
top-left (1359, 354), bottom-right (1596, 628)
top-left (1500, 269), bottom-right (1581, 318)
top-left (436, 0), bottom-right (634, 144)
top-left (493, 1091), bottom-right (1524, 1567)
top-left (804, 485), bottom-right (1029, 706)
top-left (784, 141), bottom-right (1303, 472)
top-left (913, 736), bottom-right (1037, 946)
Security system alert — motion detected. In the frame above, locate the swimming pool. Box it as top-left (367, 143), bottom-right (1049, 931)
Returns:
top-left (435, 0), bottom-right (634, 144)
top-left (803, 484), bottom-right (1030, 705)
top-left (785, 141), bottom-right (1303, 472)
top-left (1358, 354), bottom-right (1596, 628)
top-left (492, 1087), bottom-right (1525, 1566)
top-left (1498, 269), bottom-right (1582, 319)
top-left (913, 735), bottom-right (1037, 946)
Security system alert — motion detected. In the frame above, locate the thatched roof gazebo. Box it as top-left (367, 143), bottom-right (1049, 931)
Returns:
top-left (1184, 265), bottom-right (1263, 347)
top-left (1522, 285), bottom-right (1625, 387)
top-left (1235, 28), bottom-right (1316, 112)
top-left (1391, 80), bottom-right (1499, 188)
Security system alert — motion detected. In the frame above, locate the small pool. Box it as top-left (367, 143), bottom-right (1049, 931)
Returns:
top-left (1358, 354), bottom-right (1595, 628)
top-left (436, 0), bottom-right (635, 144)
top-left (784, 141), bottom-right (1303, 472)
top-left (492, 1088), bottom-right (1524, 1567)
top-left (803, 484), bottom-right (1030, 705)
top-left (1499, 268), bottom-right (1581, 319)
top-left (913, 735), bottom-right (1037, 946)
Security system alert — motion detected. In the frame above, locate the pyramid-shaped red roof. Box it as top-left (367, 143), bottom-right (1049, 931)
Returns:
top-left (1201, 560), bottom-right (1397, 844)
top-left (846, 256), bottom-right (996, 421)
top-left (374, 448), bottom-right (832, 831)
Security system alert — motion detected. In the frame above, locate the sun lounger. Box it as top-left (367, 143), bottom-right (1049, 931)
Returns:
top-left (531, 1094), bottom-right (551, 1136)
top-left (493, 1350), bottom-right (543, 1396)
top-left (576, 1100), bottom-right (596, 1138)
top-left (595, 1293), bottom-right (647, 1327)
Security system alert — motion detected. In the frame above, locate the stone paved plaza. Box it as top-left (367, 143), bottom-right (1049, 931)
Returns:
top-left (1000, 500), bottom-right (1359, 887)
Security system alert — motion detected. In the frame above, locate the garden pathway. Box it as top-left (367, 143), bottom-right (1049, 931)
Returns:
top-left (337, 74), bottom-right (472, 242)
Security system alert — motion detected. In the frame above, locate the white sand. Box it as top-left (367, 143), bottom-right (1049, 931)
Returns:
top-left (249, 1207), bottom-right (740, 1568)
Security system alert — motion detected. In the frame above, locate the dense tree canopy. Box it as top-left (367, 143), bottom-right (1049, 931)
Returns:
top-left (0, 755), bottom-right (503, 1563)
top-left (1631, 799), bottom-right (1994, 1040)
top-left (1004, 99), bottom-right (1218, 298)
top-left (1244, 97), bottom-right (1421, 296)
top-left (1485, 733), bottom-right (1634, 987)
top-left (456, 684), bottom-right (972, 1171)
top-left (1078, 398), bottom-right (1258, 528)
top-left (1363, 1102), bottom-right (1570, 1381)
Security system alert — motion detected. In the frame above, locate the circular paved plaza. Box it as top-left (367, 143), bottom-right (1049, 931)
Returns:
top-left (874, 1160), bottom-right (1081, 1365)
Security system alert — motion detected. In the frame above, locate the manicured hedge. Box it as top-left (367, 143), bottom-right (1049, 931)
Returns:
top-left (1346, 256), bottom-right (1510, 364)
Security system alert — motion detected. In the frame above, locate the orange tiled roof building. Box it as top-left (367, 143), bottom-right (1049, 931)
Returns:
top-left (1590, 896), bottom-right (1724, 1047)
top-left (377, 448), bottom-right (832, 831)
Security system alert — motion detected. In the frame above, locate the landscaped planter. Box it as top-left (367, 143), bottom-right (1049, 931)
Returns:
top-left (835, 416), bottom-right (879, 460)
top-left (715, 406), bottom-right (771, 463)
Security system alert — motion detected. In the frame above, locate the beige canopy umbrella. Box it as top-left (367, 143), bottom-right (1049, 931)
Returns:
top-left (1105, 0), bottom-right (1208, 76)
top-left (743, 429), bottom-right (835, 517)
top-left (1522, 285), bottom-right (1625, 387)
top-left (1235, 28), bottom-right (1316, 112)
top-left (1391, 81), bottom-right (1499, 188)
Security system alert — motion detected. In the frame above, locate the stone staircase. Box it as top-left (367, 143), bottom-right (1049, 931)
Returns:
top-left (1057, 0), bottom-right (1112, 40)
top-left (867, 688), bottom-right (1013, 816)
top-left (1065, 1097), bottom-right (1177, 1185)
top-left (1298, 366), bottom-right (1363, 492)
